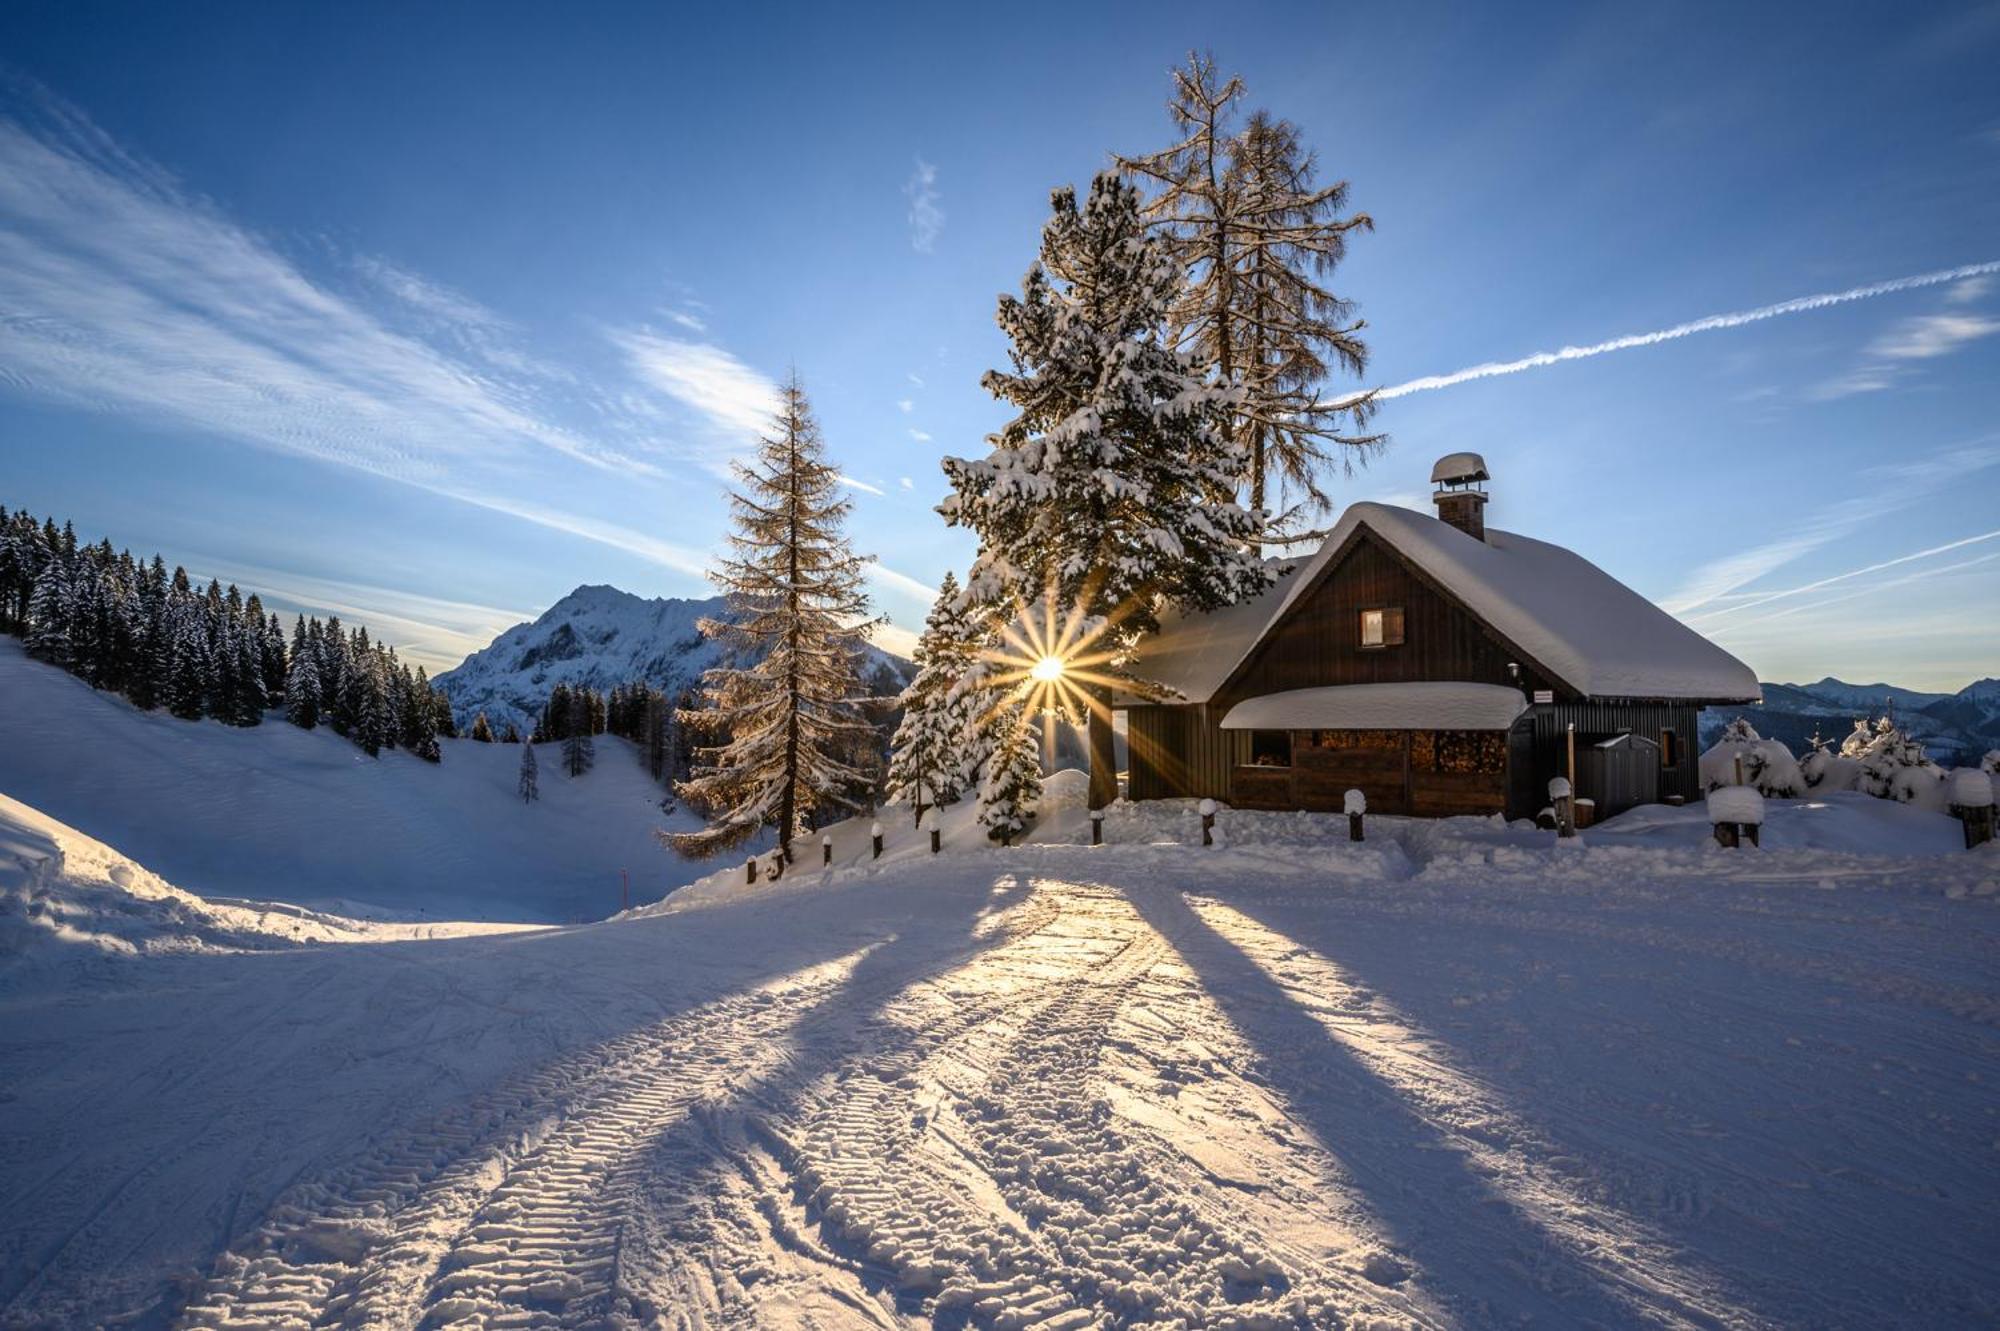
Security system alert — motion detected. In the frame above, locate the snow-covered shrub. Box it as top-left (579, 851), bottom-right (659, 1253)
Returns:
top-left (1707, 784), bottom-right (1766, 826)
top-left (1699, 719), bottom-right (1805, 797)
top-left (1801, 745), bottom-right (1862, 792)
top-left (1851, 722), bottom-right (1947, 811)
top-left (1982, 750), bottom-right (2000, 776)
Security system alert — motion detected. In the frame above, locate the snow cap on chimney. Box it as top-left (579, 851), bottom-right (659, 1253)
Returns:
top-left (1431, 452), bottom-right (1489, 542)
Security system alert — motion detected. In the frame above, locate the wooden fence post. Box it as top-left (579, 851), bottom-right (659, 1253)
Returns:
top-left (1345, 788), bottom-right (1365, 842)
top-left (1090, 809), bottom-right (1104, 845)
top-left (1198, 798), bottom-right (1217, 847)
top-left (870, 820), bottom-right (884, 860)
top-left (746, 856), bottom-right (759, 884)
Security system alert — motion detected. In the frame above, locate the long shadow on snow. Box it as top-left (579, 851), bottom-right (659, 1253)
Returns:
top-left (0, 870), bottom-right (973, 1330)
top-left (1119, 882), bottom-right (1756, 1330)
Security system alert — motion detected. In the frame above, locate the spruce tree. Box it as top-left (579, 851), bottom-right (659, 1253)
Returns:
top-left (670, 374), bottom-right (881, 861)
top-left (1118, 53), bottom-right (1379, 532)
top-left (941, 172), bottom-right (1268, 811)
top-left (976, 701), bottom-right (1042, 844)
top-left (519, 739), bottom-right (539, 802)
top-left (886, 571), bottom-right (981, 822)
top-left (285, 647), bottom-right (322, 729)
top-left (562, 688), bottom-right (594, 777)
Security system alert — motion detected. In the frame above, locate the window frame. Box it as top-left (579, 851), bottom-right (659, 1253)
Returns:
top-left (1358, 605), bottom-right (1406, 650)
top-left (1248, 729), bottom-right (1293, 769)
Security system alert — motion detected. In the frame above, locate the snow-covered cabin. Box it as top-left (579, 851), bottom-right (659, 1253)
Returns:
top-left (1110, 454), bottom-right (1761, 819)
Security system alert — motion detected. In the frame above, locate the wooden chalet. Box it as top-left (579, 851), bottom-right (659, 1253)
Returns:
top-left (1104, 454), bottom-right (1762, 821)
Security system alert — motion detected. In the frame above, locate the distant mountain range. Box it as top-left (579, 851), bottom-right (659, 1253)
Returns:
top-left (1701, 676), bottom-right (2000, 764)
top-left (434, 584), bottom-right (910, 732)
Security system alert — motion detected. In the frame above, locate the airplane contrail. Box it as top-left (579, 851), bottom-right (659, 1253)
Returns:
top-left (1353, 259), bottom-right (2000, 403)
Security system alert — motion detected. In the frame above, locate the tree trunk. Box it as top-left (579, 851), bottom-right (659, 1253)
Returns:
top-left (1087, 687), bottom-right (1117, 811)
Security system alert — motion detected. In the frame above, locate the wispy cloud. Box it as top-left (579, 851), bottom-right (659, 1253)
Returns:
top-left (903, 159), bottom-right (943, 254)
top-left (1357, 260), bottom-right (2000, 403)
top-left (871, 563), bottom-right (937, 601)
top-left (907, 428), bottom-right (932, 443)
top-left (839, 474), bottom-right (885, 496)
top-left (1664, 443), bottom-right (2000, 615)
top-left (898, 476), bottom-right (914, 491)
top-left (611, 330), bottom-right (780, 439)
top-left (1946, 274), bottom-right (1993, 304)
top-left (0, 102), bottom-right (656, 486)
top-left (1868, 311), bottom-right (2000, 359)
top-left (896, 397), bottom-right (914, 413)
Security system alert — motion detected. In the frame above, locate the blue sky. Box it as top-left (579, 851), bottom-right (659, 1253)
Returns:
top-left (1, 1), bottom-right (1996, 688)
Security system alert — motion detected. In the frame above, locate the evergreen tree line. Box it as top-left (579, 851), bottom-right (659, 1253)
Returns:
top-left (1, 504), bottom-right (455, 761)
top-left (889, 53), bottom-right (1377, 841)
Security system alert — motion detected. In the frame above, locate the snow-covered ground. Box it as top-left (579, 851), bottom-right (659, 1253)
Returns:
top-left (0, 640), bottom-right (705, 922)
top-left (2, 773), bottom-right (1995, 1329)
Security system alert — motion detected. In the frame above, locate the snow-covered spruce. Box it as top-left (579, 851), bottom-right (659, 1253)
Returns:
top-left (886, 570), bottom-right (981, 823)
top-left (669, 375), bottom-right (883, 862)
top-left (1700, 718), bottom-right (1805, 797)
top-left (939, 172), bottom-right (1271, 677)
top-left (976, 699), bottom-right (1043, 842)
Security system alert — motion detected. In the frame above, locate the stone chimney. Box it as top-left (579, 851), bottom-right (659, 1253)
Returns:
top-left (1432, 453), bottom-right (1496, 543)
top-left (1430, 452), bottom-right (1490, 542)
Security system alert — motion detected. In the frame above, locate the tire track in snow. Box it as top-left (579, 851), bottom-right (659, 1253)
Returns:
top-left (173, 952), bottom-right (871, 1331)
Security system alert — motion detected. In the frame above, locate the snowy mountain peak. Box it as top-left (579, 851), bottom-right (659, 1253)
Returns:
top-left (433, 584), bottom-right (905, 731)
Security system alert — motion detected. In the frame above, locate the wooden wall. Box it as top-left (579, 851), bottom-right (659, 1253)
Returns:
top-left (1124, 528), bottom-right (1710, 820)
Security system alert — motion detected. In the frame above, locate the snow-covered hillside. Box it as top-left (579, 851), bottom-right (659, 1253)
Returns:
top-left (2, 776), bottom-right (1994, 1329)
top-left (432, 583), bottom-right (909, 732)
top-left (0, 640), bottom-right (706, 922)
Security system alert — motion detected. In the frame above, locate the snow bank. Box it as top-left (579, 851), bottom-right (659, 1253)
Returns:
top-left (0, 641), bottom-right (701, 922)
top-left (0, 793), bottom-right (525, 970)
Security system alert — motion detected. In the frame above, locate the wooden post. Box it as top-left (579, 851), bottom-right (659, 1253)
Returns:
top-left (1733, 753), bottom-right (1745, 787)
top-left (1962, 805), bottom-right (1993, 850)
top-left (822, 834), bottom-right (832, 866)
top-left (746, 856), bottom-right (759, 884)
top-left (1198, 798), bottom-right (1216, 847)
top-left (620, 867), bottom-right (629, 913)
top-left (769, 852), bottom-right (784, 881)
top-left (1348, 812), bottom-right (1364, 842)
top-left (1743, 822), bottom-right (1760, 848)
top-left (1090, 809), bottom-right (1104, 845)
top-left (1713, 821), bottom-right (1738, 848)
top-left (870, 821), bottom-right (883, 860)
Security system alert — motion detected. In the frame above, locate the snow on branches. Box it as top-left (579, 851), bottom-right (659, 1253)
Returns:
top-left (940, 172), bottom-right (1269, 675)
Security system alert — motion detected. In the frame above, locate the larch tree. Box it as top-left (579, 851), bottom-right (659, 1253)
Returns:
top-left (670, 374), bottom-right (881, 863)
top-left (940, 171), bottom-right (1269, 809)
top-left (885, 570), bottom-right (982, 824)
top-left (1118, 52), bottom-right (1380, 535)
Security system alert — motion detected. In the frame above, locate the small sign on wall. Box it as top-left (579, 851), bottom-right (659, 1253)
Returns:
top-left (1532, 689), bottom-right (1554, 704)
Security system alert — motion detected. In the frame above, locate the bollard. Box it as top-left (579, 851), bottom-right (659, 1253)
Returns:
top-left (922, 808), bottom-right (941, 854)
top-left (1090, 808), bottom-right (1104, 845)
top-left (1948, 770), bottom-right (1995, 850)
top-left (870, 820), bottom-right (884, 860)
top-left (769, 851), bottom-right (784, 881)
top-left (1548, 777), bottom-right (1574, 839)
top-left (1344, 789), bottom-right (1365, 842)
top-left (1713, 821), bottom-right (1738, 848)
top-left (1198, 798), bottom-right (1217, 847)
top-left (822, 833), bottom-right (833, 866)
top-left (746, 856), bottom-right (759, 885)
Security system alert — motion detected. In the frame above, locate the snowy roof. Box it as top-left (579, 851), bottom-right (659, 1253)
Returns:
top-left (1123, 502), bottom-right (1762, 705)
top-left (1430, 452), bottom-right (1489, 485)
top-left (1218, 682), bottom-right (1528, 731)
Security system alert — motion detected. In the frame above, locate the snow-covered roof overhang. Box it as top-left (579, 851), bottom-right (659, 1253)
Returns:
top-left (1121, 502), bottom-right (1763, 706)
top-left (1218, 682), bottom-right (1528, 732)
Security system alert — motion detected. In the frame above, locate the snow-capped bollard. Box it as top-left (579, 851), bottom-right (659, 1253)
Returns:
top-left (768, 850), bottom-right (784, 881)
top-left (746, 856), bottom-right (759, 885)
top-left (870, 820), bottom-right (884, 860)
top-left (922, 807), bottom-right (941, 854)
top-left (1548, 776), bottom-right (1575, 838)
top-left (822, 832), bottom-right (833, 866)
top-left (1344, 788), bottom-right (1366, 842)
top-left (1090, 808), bottom-right (1104, 845)
top-left (1198, 797), bottom-right (1217, 847)
top-left (1708, 784), bottom-right (1765, 848)
top-left (1948, 768), bottom-right (1995, 850)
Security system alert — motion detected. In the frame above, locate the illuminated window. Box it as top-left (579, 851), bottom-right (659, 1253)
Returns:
top-left (1359, 606), bottom-right (1405, 648)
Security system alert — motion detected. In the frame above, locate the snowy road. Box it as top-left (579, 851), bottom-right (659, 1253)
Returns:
top-left (4, 840), bottom-right (1997, 1329)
